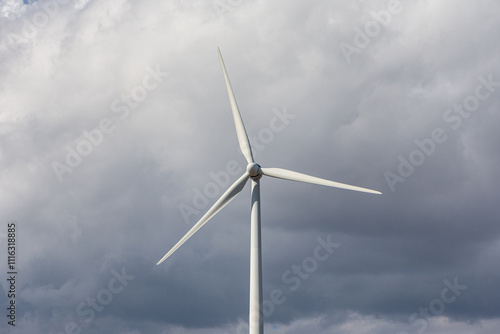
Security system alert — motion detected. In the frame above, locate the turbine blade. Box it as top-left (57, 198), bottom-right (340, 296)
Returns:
top-left (217, 47), bottom-right (254, 164)
top-left (261, 168), bottom-right (382, 195)
top-left (157, 172), bottom-right (250, 265)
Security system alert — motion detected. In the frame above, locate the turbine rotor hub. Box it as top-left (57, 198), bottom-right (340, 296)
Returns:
top-left (247, 163), bottom-right (262, 180)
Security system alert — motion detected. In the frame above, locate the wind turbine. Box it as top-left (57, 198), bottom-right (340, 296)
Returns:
top-left (157, 48), bottom-right (382, 334)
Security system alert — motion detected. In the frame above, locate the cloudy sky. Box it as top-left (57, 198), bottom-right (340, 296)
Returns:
top-left (1, 0), bottom-right (500, 333)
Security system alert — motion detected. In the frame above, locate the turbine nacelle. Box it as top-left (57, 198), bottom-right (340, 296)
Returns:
top-left (247, 163), bottom-right (262, 180)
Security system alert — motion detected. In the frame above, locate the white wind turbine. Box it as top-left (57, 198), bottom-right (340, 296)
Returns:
top-left (157, 48), bottom-right (382, 334)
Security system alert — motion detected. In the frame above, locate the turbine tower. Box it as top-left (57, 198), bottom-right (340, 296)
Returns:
top-left (157, 48), bottom-right (382, 334)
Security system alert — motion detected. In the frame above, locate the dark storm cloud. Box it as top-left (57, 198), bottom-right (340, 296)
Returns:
top-left (1, 1), bottom-right (500, 333)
